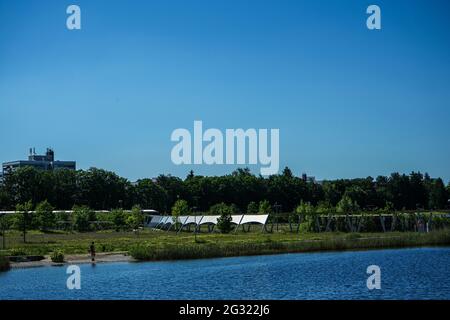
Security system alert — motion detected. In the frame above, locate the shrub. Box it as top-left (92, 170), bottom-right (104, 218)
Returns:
top-left (247, 201), bottom-right (259, 214)
top-left (0, 255), bottom-right (10, 272)
top-left (72, 205), bottom-right (95, 232)
top-left (259, 200), bottom-right (272, 214)
top-left (214, 203), bottom-right (233, 234)
top-left (50, 250), bottom-right (65, 263)
top-left (172, 200), bottom-right (190, 229)
top-left (35, 200), bottom-right (56, 231)
top-left (111, 209), bottom-right (128, 231)
top-left (127, 205), bottom-right (144, 230)
top-left (9, 248), bottom-right (27, 256)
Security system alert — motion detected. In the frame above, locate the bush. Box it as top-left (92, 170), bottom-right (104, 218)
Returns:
top-left (0, 255), bottom-right (10, 272)
top-left (247, 201), bottom-right (259, 214)
top-left (259, 200), bottom-right (272, 214)
top-left (111, 209), bottom-right (128, 231)
top-left (35, 200), bottom-right (56, 231)
top-left (50, 250), bottom-right (65, 263)
top-left (9, 248), bottom-right (27, 256)
top-left (214, 203), bottom-right (233, 234)
top-left (72, 205), bottom-right (96, 232)
top-left (172, 200), bottom-right (190, 229)
top-left (127, 205), bottom-right (144, 230)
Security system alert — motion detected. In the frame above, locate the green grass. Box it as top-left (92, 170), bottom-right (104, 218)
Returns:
top-left (129, 229), bottom-right (450, 261)
top-left (1, 226), bottom-right (449, 262)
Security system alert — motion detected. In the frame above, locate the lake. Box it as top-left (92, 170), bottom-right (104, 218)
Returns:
top-left (0, 247), bottom-right (449, 300)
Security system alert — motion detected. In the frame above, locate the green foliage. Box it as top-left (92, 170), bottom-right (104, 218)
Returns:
top-left (171, 199), bottom-right (190, 220)
top-left (15, 201), bottom-right (33, 242)
top-left (0, 166), bottom-right (448, 217)
top-left (35, 200), bottom-right (56, 231)
top-left (209, 202), bottom-right (238, 234)
top-left (209, 202), bottom-right (237, 215)
top-left (111, 209), bottom-right (128, 231)
top-left (380, 201), bottom-right (394, 214)
top-left (129, 229), bottom-right (450, 262)
top-left (126, 205), bottom-right (144, 230)
top-left (9, 248), bottom-right (28, 256)
top-left (247, 201), bottom-right (259, 214)
top-left (259, 200), bottom-right (272, 214)
top-left (427, 178), bottom-right (447, 209)
top-left (315, 201), bottom-right (333, 214)
top-left (214, 203), bottom-right (233, 234)
top-left (295, 200), bottom-right (315, 216)
top-left (50, 249), bottom-right (64, 263)
top-left (134, 179), bottom-right (168, 212)
top-left (72, 205), bottom-right (96, 232)
top-left (336, 195), bottom-right (360, 214)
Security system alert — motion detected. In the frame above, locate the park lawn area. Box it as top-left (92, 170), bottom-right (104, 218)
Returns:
top-left (1, 226), bottom-right (450, 259)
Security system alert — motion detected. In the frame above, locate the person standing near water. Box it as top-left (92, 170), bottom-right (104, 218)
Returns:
top-left (89, 242), bottom-right (96, 262)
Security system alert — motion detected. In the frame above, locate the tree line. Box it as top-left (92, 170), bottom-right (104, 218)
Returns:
top-left (0, 166), bottom-right (449, 213)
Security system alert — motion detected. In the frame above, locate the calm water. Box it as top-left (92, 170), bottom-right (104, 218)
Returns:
top-left (0, 247), bottom-right (449, 300)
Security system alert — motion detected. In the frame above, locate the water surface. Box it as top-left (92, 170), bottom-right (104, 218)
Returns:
top-left (0, 247), bottom-right (449, 299)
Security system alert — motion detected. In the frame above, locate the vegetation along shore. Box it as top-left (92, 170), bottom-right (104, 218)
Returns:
top-left (1, 228), bottom-right (449, 267)
top-left (1, 166), bottom-right (449, 270)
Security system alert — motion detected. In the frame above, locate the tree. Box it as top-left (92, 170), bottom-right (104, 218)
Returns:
top-left (156, 175), bottom-right (187, 210)
top-left (215, 203), bottom-right (233, 234)
top-left (315, 201), bottom-right (332, 214)
top-left (295, 200), bottom-right (316, 232)
top-left (247, 201), bottom-right (259, 214)
top-left (427, 178), bottom-right (447, 209)
top-left (210, 202), bottom-right (231, 215)
top-left (295, 200), bottom-right (315, 216)
top-left (127, 205), bottom-right (144, 230)
top-left (134, 179), bottom-right (168, 212)
top-left (77, 168), bottom-right (132, 210)
top-left (0, 214), bottom-right (10, 249)
top-left (111, 208), bottom-right (127, 231)
top-left (259, 200), bottom-right (272, 214)
top-left (447, 183), bottom-right (450, 208)
top-left (171, 199), bottom-right (190, 228)
top-left (15, 201), bottom-right (33, 243)
top-left (35, 200), bottom-right (56, 231)
top-left (336, 195), bottom-right (359, 214)
top-left (72, 205), bottom-right (95, 232)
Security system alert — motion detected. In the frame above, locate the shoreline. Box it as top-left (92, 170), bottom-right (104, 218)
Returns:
top-left (8, 233), bottom-right (450, 269)
top-left (10, 252), bottom-right (135, 269)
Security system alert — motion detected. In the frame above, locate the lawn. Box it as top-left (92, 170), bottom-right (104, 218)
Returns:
top-left (1, 225), bottom-right (449, 261)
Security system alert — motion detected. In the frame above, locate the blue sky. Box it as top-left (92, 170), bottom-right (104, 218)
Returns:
top-left (1, 0), bottom-right (449, 182)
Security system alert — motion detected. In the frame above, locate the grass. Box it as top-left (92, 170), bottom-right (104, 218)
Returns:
top-left (1, 225), bottom-right (449, 262)
top-left (129, 229), bottom-right (450, 261)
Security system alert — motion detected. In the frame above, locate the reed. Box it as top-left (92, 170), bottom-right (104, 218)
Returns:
top-left (130, 229), bottom-right (450, 261)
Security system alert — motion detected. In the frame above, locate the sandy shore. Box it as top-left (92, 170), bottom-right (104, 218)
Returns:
top-left (10, 252), bottom-right (135, 269)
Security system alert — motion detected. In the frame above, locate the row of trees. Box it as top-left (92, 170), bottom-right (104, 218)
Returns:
top-left (0, 166), bottom-right (449, 213)
top-left (3, 201), bottom-right (146, 242)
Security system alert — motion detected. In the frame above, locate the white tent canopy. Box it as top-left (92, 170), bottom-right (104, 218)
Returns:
top-left (144, 214), bottom-right (269, 232)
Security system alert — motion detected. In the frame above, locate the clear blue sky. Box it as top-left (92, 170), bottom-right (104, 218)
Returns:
top-left (1, 0), bottom-right (449, 182)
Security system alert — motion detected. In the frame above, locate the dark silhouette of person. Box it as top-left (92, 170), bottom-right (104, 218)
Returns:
top-left (89, 242), bottom-right (96, 262)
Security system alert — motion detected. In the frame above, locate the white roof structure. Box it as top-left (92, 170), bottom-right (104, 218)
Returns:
top-left (145, 214), bottom-right (269, 232)
top-left (231, 214), bottom-right (244, 225)
top-left (240, 214), bottom-right (269, 225)
top-left (198, 215), bottom-right (220, 225)
top-left (183, 216), bottom-right (203, 225)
